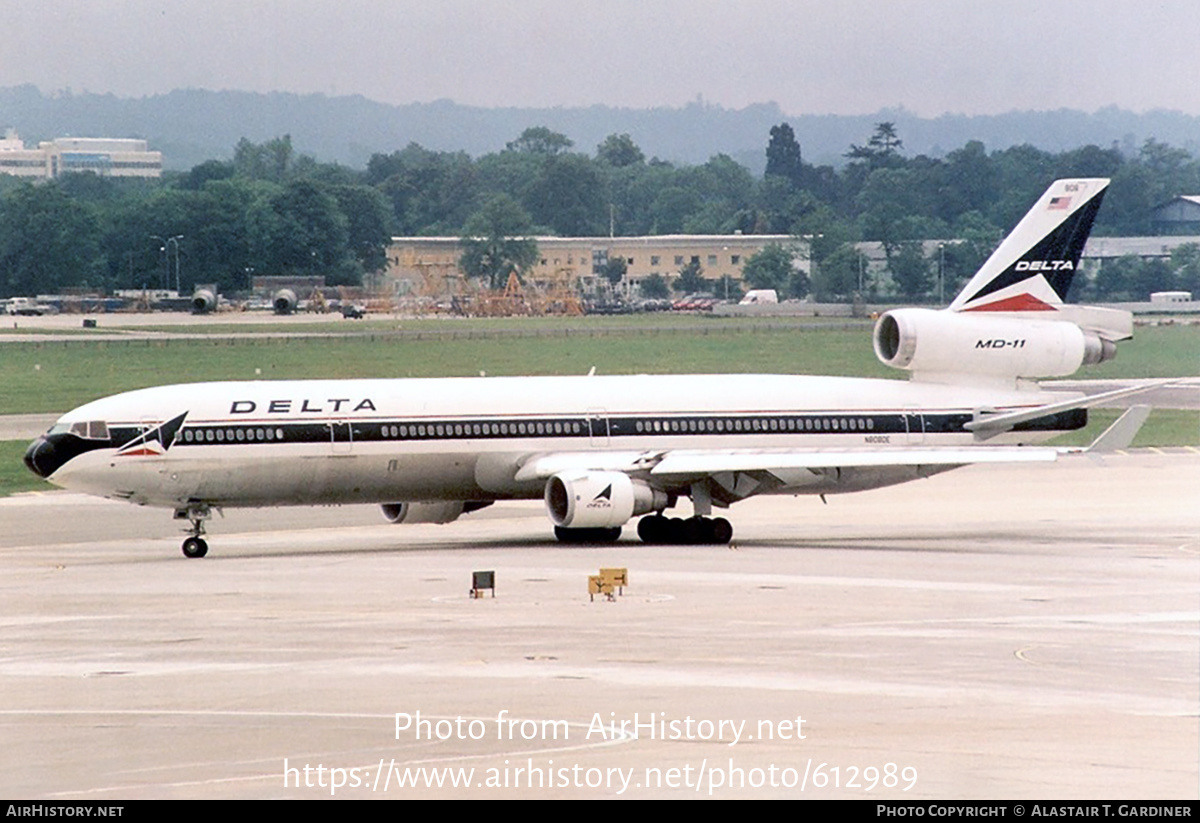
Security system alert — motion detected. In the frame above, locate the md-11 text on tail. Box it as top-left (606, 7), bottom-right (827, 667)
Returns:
top-left (25, 178), bottom-right (1151, 557)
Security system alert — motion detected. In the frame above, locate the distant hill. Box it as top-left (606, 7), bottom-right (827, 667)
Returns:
top-left (1, 85), bottom-right (1198, 172)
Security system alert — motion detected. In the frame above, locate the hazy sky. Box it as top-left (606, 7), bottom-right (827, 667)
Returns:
top-left (4, 1), bottom-right (1198, 116)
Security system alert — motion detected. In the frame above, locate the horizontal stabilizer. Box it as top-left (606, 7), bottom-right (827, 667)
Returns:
top-left (964, 381), bottom-right (1168, 438)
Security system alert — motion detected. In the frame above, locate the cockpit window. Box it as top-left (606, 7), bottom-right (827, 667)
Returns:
top-left (67, 421), bottom-right (110, 440)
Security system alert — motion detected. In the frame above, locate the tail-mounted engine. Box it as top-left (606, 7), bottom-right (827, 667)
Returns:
top-left (873, 308), bottom-right (1117, 382)
top-left (544, 471), bottom-right (668, 529)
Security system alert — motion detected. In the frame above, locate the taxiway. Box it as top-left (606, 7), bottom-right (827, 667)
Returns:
top-left (0, 453), bottom-right (1195, 798)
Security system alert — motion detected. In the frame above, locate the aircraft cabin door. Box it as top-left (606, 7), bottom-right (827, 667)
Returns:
top-left (328, 420), bottom-right (354, 454)
top-left (903, 409), bottom-right (925, 445)
top-left (586, 408), bottom-right (610, 448)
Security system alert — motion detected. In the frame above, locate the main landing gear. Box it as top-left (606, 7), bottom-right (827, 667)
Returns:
top-left (636, 514), bottom-right (733, 545)
top-left (175, 504), bottom-right (212, 558)
top-left (636, 480), bottom-right (734, 545)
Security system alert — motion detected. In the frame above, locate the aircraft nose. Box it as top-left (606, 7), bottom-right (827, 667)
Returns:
top-left (23, 436), bottom-right (58, 479)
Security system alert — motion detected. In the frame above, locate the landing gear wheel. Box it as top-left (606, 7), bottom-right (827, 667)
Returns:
top-left (681, 517), bottom-right (704, 544)
top-left (181, 536), bottom-right (209, 558)
top-left (176, 504), bottom-right (214, 558)
top-left (637, 514), bottom-right (734, 545)
top-left (709, 517), bottom-right (733, 545)
top-left (637, 514), bottom-right (669, 544)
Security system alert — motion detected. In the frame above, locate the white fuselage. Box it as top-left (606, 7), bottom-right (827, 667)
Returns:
top-left (43, 373), bottom-right (1066, 510)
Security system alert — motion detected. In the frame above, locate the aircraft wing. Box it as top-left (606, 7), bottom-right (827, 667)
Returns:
top-left (513, 451), bottom-right (663, 481)
top-left (513, 404), bottom-right (1153, 484)
top-left (514, 444), bottom-right (1058, 483)
top-left (647, 447), bottom-right (1058, 477)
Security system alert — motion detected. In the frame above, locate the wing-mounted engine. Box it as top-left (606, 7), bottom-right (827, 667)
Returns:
top-left (873, 308), bottom-right (1118, 383)
top-left (191, 288), bottom-right (217, 314)
top-left (272, 289), bottom-right (297, 315)
top-left (544, 471), bottom-right (668, 529)
top-left (380, 500), bottom-right (492, 524)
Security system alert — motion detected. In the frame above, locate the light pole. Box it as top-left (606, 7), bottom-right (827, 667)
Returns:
top-left (722, 246), bottom-right (729, 301)
top-left (151, 235), bottom-right (184, 293)
top-left (938, 242), bottom-right (945, 306)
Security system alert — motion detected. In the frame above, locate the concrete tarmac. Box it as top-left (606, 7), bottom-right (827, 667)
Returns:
top-left (0, 453), bottom-right (1196, 799)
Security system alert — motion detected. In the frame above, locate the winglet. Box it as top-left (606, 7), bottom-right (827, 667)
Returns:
top-left (1086, 405), bottom-right (1151, 452)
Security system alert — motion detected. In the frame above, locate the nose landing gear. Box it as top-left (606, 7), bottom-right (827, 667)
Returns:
top-left (182, 535), bottom-right (208, 559)
top-left (175, 504), bottom-right (212, 558)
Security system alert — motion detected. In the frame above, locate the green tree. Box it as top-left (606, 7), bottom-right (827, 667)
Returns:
top-left (639, 273), bottom-right (669, 299)
top-left (846, 122), bottom-right (904, 168)
top-left (372, 144), bottom-right (479, 235)
top-left (812, 243), bottom-right (865, 302)
top-left (765, 123), bottom-right (803, 188)
top-left (682, 154), bottom-right (757, 233)
top-left (180, 159), bottom-right (235, 190)
top-left (267, 180), bottom-right (353, 281)
top-left (0, 183), bottom-right (105, 296)
top-left (1097, 256), bottom-right (1177, 301)
top-left (329, 184), bottom-right (393, 275)
top-left (234, 135), bottom-right (295, 182)
top-left (741, 244), bottom-right (797, 293)
top-left (1171, 243), bottom-right (1200, 296)
top-left (674, 259), bottom-right (707, 294)
top-left (525, 153), bottom-right (605, 236)
top-left (787, 267), bottom-right (811, 300)
top-left (505, 126), bottom-right (574, 156)
top-left (855, 167), bottom-right (940, 255)
top-left (889, 241), bottom-right (931, 300)
top-left (459, 195), bottom-right (539, 289)
top-left (601, 255), bottom-right (627, 287)
top-left (649, 186), bottom-right (701, 234)
top-left (940, 140), bottom-right (998, 220)
top-left (596, 134), bottom-right (645, 167)
top-left (1093, 255), bottom-right (1142, 301)
top-left (715, 274), bottom-right (744, 302)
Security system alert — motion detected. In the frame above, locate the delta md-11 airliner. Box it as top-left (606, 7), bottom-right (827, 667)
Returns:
top-left (25, 178), bottom-right (1155, 557)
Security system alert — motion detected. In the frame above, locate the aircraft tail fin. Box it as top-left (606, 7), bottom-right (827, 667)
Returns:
top-left (949, 178), bottom-right (1109, 313)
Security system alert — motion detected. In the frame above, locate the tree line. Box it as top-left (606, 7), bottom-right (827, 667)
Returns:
top-left (1, 124), bottom-right (1198, 301)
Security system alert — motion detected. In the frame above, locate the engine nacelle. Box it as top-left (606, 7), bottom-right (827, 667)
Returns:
top-left (381, 501), bottom-right (491, 524)
top-left (272, 288), bottom-right (297, 315)
top-left (873, 308), bottom-right (1116, 381)
top-left (544, 471), bottom-right (668, 529)
top-left (191, 289), bottom-right (217, 314)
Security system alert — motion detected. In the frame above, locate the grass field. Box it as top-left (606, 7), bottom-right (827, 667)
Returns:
top-left (0, 320), bottom-right (1195, 415)
top-left (0, 319), bottom-right (1194, 497)
top-left (0, 312), bottom-right (864, 336)
top-left (0, 441), bottom-right (51, 497)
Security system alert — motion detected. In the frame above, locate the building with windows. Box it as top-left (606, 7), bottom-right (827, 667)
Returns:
top-left (0, 132), bottom-right (162, 179)
top-left (384, 234), bottom-right (806, 299)
top-left (1151, 196), bottom-right (1200, 234)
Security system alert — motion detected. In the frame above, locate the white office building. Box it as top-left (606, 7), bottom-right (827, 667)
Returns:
top-left (0, 131), bottom-right (162, 179)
